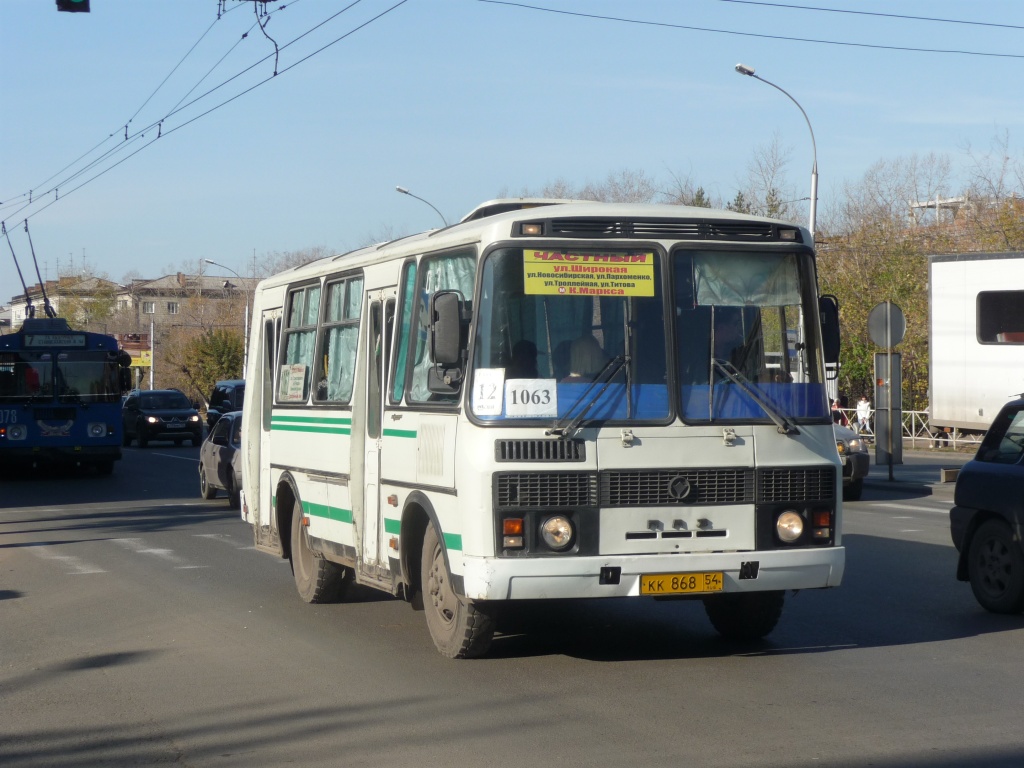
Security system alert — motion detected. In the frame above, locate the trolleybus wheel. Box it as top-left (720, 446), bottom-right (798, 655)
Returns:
top-left (703, 590), bottom-right (785, 641)
top-left (421, 523), bottom-right (495, 658)
top-left (290, 499), bottom-right (349, 603)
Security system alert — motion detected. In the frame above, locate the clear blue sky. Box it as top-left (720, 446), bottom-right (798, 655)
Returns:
top-left (3, 0), bottom-right (1023, 299)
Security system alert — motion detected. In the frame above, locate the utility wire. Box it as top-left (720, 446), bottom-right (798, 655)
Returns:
top-left (477, 1), bottom-right (1024, 59)
top-left (5, 0), bottom-right (410, 229)
top-left (716, 0), bottom-right (1024, 32)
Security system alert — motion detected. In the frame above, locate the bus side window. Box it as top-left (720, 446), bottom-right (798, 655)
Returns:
top-left (390, 260), bottom-right (417, 405)
top-left (277, 283), bottom-right (321, 404)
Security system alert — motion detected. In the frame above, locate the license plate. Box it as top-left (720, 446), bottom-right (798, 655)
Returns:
top-left (640, 571), bottom-right (724, 595)
top-left (167, 423), bottom-right (184, 428)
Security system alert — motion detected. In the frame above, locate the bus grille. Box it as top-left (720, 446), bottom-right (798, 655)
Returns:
top-left (757, 467), bottom-right (835, 502)
top-left (495, 472), bottom-right (597, 508)
top-left (539, 218), bottom-right (793, 242)
top-left (600, 468), bottom-right (755, 506)
top-left (494, 439), bottom-right (585, 462)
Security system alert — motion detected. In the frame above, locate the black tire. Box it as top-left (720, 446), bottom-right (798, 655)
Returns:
top-left (199, 465), bottom-right (217, 500)
top-left (703, 590), bottom-right (785, 641)
top-left (190, 435), bottom-right (200, 447)
top-left (227, 477), bottom-right (240, 509)
top-left (290, 499), bottom-right (349, 603)
top-left (421, 524), bottom-right (495, 658)
top-left (843, 477), bottom-right (864, 502)
top-left (122, 430), bottom-right (131, 447)
top-left (95, 459), bottom-right (114, 476)
top-left (967, 518), bottom-right (1024, 614)
top-left (138, 427), bottom-right (148, 448)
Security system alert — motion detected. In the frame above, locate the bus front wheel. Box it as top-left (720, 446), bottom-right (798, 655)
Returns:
top-left (421, 524), bottom-right (495, 659)
top-left (289, 500), bottom-right (349, 603)
top-left (703, 590), bottom-right (785, 641)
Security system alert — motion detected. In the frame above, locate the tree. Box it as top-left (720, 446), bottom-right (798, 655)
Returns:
top-left (179, 328), bottom-right (244, 405)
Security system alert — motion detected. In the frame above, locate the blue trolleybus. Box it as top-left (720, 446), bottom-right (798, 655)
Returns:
top-left (0, 317), bottom-right (132, 474)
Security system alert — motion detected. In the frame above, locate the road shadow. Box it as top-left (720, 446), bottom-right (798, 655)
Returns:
top-left (0, 505), bottom-right (238, 541)
top-left (482, 532), bottom-right (1023, 661)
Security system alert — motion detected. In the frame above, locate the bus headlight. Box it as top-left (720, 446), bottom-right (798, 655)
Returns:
top-left (87, 422), bottom-right (107, 438)
top-left (540, 515), bottom-right (574, 551)
top-left (7, 424), bottom-right (27, 441)
top-left (776, 510), bottom-right (804, 543)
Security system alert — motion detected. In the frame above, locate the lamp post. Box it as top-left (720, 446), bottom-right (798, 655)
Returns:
top-left (395, 185), bottom-right (449, 227)
top-left (734, 63), bottom-right (818, 237)
top-left (204, 259), bottom-right (250, 374)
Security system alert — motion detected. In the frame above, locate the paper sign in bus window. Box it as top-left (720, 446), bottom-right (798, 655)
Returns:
top-left (473, 368), bottom-right (505, 416)
top-left (523, 250), bottom-right (655, 297)
top-left (278, 364), bottom-right (308, 402)
top-left (504, 379), bottom-right (557, 418)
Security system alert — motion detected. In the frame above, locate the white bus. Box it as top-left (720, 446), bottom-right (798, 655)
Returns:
top-left (240, 199), bottom-right (845, 658)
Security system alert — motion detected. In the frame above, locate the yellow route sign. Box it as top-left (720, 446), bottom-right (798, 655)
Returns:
top-left (523, 250), bottom-right (655, 297)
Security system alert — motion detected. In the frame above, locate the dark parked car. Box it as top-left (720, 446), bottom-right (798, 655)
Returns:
top-left (122, 389), bottom-right (203, 447)
top-left (950, 396), bottom-right (1024, 614)
top-left (206, 379), bottom-right (245, 427)
top-left (199, 411), bottom-right (242, 508)
top-left (835, 424), bottom-right (870, 501)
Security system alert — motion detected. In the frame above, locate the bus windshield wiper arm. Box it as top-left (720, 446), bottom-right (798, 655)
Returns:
top-left (712, 358), bottom-right (799, 435)
top-left (547, 355), bottom-right (629, 439)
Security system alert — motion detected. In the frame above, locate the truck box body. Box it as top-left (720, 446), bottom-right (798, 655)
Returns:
top-left (929, 252), bottom-right (1024, 431)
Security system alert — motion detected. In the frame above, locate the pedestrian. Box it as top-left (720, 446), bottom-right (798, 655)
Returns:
top-left (856, 394), bottom-right (872, 435)
top-left (831, 399), bottom-right (848, 427)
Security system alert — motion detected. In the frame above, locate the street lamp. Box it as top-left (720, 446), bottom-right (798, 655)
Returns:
top-left (734, 63), bottom-right (818, 237)
top-left (204, 259), bottom-right (250, 374)
top-left (395, 185), bottom-right (449, 227)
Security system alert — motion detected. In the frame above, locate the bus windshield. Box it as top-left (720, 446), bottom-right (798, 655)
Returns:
top-left (471, 246), bottom-right (828, 424)
top-left (0, 352), bottom-right (54, 401)
top-left (56, 351), bottom-right (123, 403)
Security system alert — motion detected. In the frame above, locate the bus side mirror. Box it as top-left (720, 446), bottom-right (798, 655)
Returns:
top-left (428, 290), bottom-right (467, 394)
top-left (119, 368), bottom-right (132, 393)
top-left (819, 294), bottom-right (840, 372)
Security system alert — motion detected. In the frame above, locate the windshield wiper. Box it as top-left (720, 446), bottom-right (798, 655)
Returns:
top-left (711, 358), bottom-right (799, 435)
top-left (547, 355), bottom-right (629, 439)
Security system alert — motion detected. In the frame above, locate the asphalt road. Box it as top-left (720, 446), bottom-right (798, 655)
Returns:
top-left (2, 443), bottom-right (1022, 768)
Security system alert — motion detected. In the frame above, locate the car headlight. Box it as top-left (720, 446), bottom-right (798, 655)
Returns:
top-left (540, 515), bottom-right (575, 551)
top-left (189, 414), bottom-right (200, 423)
top-left (87, 422), bottom-right (107, 438)
top-left (848, 438), bottom-right (868, 453)
top-left (776, 510), bottom-right (804, 543)
top-left (146, 415), bottom-right (159, 424)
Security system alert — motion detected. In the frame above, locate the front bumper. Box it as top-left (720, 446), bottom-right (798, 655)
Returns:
top-left (460, 546), bottom-right (845, 600)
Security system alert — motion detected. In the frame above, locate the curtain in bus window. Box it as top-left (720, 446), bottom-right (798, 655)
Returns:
top-left (322, 326), bottom-right (358, 401)
top-left (409, 253), bottom-right (476, 403)
top-left (316, 277), bottom-right (363, 403)
top-left (694, 253), bottom-right (800, 306)
top-left (392, 263), bottom-right (417, 403)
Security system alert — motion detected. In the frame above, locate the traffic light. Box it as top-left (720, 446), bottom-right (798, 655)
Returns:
top-left (56, 0), bottom-right (90, 12)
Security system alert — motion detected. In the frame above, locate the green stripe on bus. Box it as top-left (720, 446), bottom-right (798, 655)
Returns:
top-left (302, 500), bottom-right (354, 524)
top-left (382, 428), bottom-right (417, 439)
top-left (272, 423), bottom-right (351, 435)
top-left (384, 518), bottom-right (401, 535)
top-left (271, 415), bottom-right (352, 425)
top-left (443, 532), bottom-right (462, 551)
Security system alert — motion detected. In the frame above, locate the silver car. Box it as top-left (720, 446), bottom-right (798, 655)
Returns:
top-left (199, 411), bottom-right (242, 508)
top-left (835, 423), bottom-right (870, 501)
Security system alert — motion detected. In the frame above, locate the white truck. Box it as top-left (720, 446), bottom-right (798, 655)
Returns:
top-left (929, 252), bottom-right (1024, 432)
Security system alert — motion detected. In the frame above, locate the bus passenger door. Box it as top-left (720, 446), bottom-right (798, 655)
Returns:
top-left (360, 291), bottom-right (395, 573)
top-left (252, 308), bottom-right (281, 536)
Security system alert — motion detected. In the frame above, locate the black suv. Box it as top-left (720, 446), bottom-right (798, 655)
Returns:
top-left (951, 396), bottom-right (1024, 614)
top-left (206, 379), bottom-right (245, 427)
top-left (122, 389), bottom-right (203, 447)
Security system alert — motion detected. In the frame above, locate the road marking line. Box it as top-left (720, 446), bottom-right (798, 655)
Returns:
top-left (28, 545), bottom-right (106, 575)
top-left (193, 533), bottom-right (254, 550)
top-left (874, 502), bottom-right (948, 514)
top-left (111, 537), bottom-right (198, 568)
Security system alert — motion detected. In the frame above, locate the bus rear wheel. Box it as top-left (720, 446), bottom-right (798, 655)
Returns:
top-left (703, 590), bottom-right (785, 641)
top-left (421, 524), bottom-right (495, 659)
top-left (290, 500), bottom-right (349, 603)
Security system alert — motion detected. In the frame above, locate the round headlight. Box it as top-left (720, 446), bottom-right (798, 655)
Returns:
top-left (146, 415), bottom-right (160, 424)
top-left (7, 423), bottom-right (27, 441)
top-left (776, 510), bottom-right (804, 543)
top-left (540, 515), bottom-right (574, 551)
top-left (87, 422), bottom-right (107, 438)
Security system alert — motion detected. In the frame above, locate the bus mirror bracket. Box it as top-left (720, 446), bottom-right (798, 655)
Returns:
top-left (428, 290), bottom-right (468, 394)
top-left (819, 294), bottom-right (840, 375)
